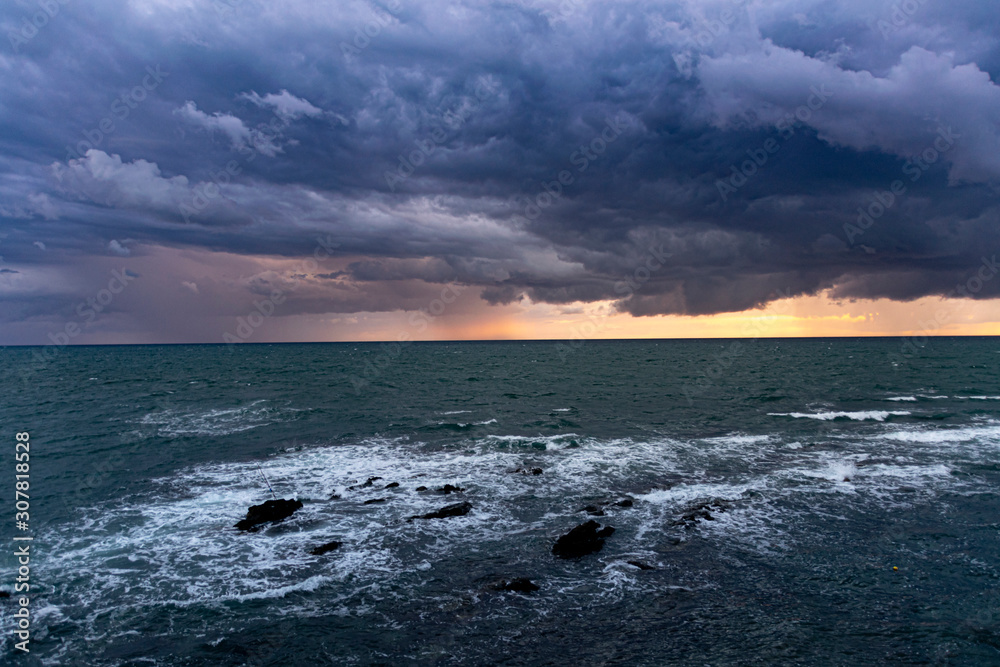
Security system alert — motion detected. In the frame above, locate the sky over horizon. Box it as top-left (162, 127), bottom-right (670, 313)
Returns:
top-left (2, 0), bottom-right (1000, 344)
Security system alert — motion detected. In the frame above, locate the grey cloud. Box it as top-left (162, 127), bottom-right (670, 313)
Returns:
top-left (1, 0), bottom-right (999, 342)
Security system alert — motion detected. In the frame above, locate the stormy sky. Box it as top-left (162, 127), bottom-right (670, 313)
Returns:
top-left (1, 0), bottom-right (999, 344)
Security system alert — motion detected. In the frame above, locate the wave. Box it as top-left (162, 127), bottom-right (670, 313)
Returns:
top-left (421, 418), bottom-right (499, 432)
top-left (15, 420), bottom-right (997, 662)
top-left (138, 400), bottom-right (289, 436)
top-left (878, 423), bottom-right (1000, 444)
top-left (768, 410), bottom-right (911, 421)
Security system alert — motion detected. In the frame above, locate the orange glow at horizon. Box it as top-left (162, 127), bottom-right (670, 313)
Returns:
top-left (121, 245), bottom-right (1000, 343)
top-left (291, 292), bottom-right (1000, 342)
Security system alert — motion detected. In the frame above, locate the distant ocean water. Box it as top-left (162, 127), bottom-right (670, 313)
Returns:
top-left (1, 338), bottom-right (999, 665)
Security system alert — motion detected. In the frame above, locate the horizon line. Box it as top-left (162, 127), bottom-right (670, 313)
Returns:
top-left (3, 333), bottom-right (999, 349)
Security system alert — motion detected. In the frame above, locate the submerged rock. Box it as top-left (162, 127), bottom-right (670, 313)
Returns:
top-left (310, 540), bottom-right (342, 556)
top-left (552, 520), bottom-right (615, 558)
top-left (437, 484), bottom-right (465, 494)
top-left (672, 498), bottom-right (733, 528)
top-left (615, 498), bottom-right (634, 508)
top-left (348, 476), bottom-right (383, 491)
top-left (415, 486), bottom-right (428, 492)
top-left (408, 501), bottom-right (473, 521)
top-left (0, 591), bottom-right (9, 599)
top-left (513, 467), bottom-right (543, 475)
top-left (491, 578), bottom-right (540, 593)
top-left (580, 504), bottom-right (605, 516)
top-left (363, 498), bottom-right (387, 505)
top-left (234, 499), bottom-right (303, 532)
top-left (626, 560), bottom-right (656, 570)
top-left (384, 482), bottom-right (400, 489)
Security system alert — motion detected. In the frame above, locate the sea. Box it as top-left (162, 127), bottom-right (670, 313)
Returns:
top-left (1, 338), bottom-right (999, 665)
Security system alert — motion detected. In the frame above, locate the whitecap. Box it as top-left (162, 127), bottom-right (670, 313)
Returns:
top-left (768, 410), bottom-right (911, 421)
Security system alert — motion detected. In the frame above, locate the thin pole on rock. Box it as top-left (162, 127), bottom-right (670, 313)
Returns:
top-left (257, 463), bottom-right (277, 500)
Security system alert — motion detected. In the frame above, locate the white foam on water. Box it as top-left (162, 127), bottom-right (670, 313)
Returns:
top-left (801, 460), bottom-right (858, 484)
top-left (480, 433), bottom-right (583, 451)
top-left (18, 418), bottom-right (999, 661)
top-left (441, 410), bottom-right (471, 415)
top-left (769, 410), bottom-right (911, 421)
top-left (701, 434), bottom-right (772, 446)
top-left (959, 396), bottom-right (1000, 400)
top-left (886, 396), bottom-right (917, 402)
top-left (138, 400), bottom-right (290, 436)
top-left (878, 423), bottom-right (1000, 444)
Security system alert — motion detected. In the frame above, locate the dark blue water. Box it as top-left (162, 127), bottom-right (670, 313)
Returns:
top-left (1, 338), bottom-right (999, 665)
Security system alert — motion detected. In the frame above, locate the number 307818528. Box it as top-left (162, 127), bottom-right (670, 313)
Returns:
top-left (15, 432), bottom-right (29, 521)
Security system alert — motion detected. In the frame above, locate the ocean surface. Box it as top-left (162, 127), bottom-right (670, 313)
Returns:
top-left (1, 338), bottom-right (999, 665)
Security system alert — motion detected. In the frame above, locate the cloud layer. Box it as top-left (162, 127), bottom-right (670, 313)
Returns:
top-left (1, 0), bottom-right (999, 342)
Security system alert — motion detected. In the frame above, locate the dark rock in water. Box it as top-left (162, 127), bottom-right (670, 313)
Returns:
top-left (0, 591), bottom-right (9, 599)
top-left (672, 498), bottom-right (732, 528)
top-left (347, 476), bottom-right (383, 491)
top-left (415, 486), bottom-right (428, 492)
top-left (513, 467), bottom-right (543, 475)
top-left (234, 499), bottom-right (303, 531)
top-left (329, 493), bottom-right (341, 500)
top-left (616, 498), bottom-right (634, 508)
top-left (384, 482), bottom-right (400, 489)
top-left (842, 476), bottom-right (851, 482)
top-left (437, 484), bottom-right (464, 494)
top-left (363, 498), bottom-right (387, 505)
top-left (492, 578), bottom-right (540, 593)
top-left (552, 520), bottom-right (615, 558)
top-left (408, 501), bottom-right (473, 521)
top-left (580, 504), bottom-right (605, 516)
top-left (627, 560), bottom-right (655, 570)
top-left (310, 540), bottom-right (342, 556)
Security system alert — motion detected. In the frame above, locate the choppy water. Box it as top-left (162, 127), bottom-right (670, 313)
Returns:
top-left (1, 338), bottom-right (999, 665)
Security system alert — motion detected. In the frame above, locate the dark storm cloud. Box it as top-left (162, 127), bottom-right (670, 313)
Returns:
top-left (2, 0), bottom-right (1000, 341)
